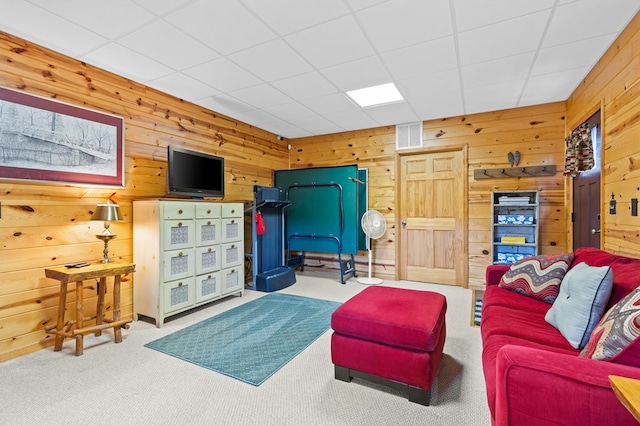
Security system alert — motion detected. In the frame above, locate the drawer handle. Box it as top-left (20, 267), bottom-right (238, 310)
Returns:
top-left (178, 252), bottom-right (184, 257)
top-left (178, 222), bottom-right (182, 227)
top-left (231, 269), bottom-right (235, 273)
top-left (178, 282), bottom-right (183, 287)
top-left (230, 219), bottom-right (235, 224)
top-left (208, 248), bottom-right (212, 252)
top-left (207, 209), bottom-right (211, 214)
top-left (207, 275), bottom-right (212, 279)
top-left (207, 221), bottom-right (211, 225)
top-left (178, 209), bottom-right (183, 214)
top-left (231, 209), bottom-right (235, 214)
top-left (231, 244), bottom-right (235, 248)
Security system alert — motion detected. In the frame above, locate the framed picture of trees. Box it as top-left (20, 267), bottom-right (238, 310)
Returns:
top-left (0, 87), bottom-right (124, 187)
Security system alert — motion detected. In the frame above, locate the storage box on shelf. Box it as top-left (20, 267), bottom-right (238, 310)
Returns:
top-left (491, 191), bottom-right (539, 265)
top-left (133, 199), bottom-right (244, 327)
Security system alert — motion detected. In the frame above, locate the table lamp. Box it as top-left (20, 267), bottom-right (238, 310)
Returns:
top-left (91, 202), bottom-right (122, 263)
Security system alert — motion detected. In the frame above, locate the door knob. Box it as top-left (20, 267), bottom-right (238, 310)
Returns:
top-left (591, 229), bottom-right (601, 234)
top-left (401, 221), bottom-right (407, 228)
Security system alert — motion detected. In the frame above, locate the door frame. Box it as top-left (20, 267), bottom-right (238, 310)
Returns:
top-left (566, 100), bottom-right (605, 251)
top-left (395, 144), bottom-right (469, 286)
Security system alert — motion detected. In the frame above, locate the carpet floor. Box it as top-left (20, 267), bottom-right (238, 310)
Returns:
top-left (145, 293), bottom-right (341, 385)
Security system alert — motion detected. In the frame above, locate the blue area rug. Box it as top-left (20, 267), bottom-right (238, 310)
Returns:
top-left (145, 293), bottom-right (341, 386)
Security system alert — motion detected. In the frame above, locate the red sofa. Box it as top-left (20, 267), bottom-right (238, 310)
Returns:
top-left (481, 247), bottom-right (640, 425)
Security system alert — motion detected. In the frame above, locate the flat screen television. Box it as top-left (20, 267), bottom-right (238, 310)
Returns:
top-left (167, 146), bottom-right (224, 198)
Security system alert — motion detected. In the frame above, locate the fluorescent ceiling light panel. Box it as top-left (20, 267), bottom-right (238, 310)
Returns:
top-left (346, 82), bottom-right (404, 107)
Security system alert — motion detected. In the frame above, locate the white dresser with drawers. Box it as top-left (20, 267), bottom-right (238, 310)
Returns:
top-left (133, 199), bottom-right (244, 327)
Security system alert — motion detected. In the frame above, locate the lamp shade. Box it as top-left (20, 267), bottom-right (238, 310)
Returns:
top-left (91, 203), bottom-right (123, 221)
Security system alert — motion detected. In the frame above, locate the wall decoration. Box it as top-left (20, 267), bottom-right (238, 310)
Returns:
top-left (0, 87), bottom-right (124, 186)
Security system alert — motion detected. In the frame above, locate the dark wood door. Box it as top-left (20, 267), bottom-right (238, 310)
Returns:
top-left (573, 171), bottom-right (601, 249)
top-left (572, 111), bottom-right (601, 249)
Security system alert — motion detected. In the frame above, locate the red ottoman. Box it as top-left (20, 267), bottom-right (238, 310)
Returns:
top-left (331, 286), bottom-right (447, 405)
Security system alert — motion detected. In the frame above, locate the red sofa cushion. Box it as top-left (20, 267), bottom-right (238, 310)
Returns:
top-left (481, 304), bottom-right (578, 351)
top-left (481, 284), bottom-right (550, 314)
top-left (330, 286), bottom-right (446, 352)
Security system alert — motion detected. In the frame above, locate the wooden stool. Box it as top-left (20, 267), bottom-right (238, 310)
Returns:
top-left (44, 262), bottom-right (135, 356)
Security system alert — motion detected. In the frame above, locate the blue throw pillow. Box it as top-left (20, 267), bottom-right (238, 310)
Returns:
top-left (545, 262), bottom-right (614, 349)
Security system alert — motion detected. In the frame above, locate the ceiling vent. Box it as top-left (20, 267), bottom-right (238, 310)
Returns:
top-left (396, 122), bottom-right (422, 150)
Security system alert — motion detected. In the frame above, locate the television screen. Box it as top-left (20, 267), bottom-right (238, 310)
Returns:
top-left (167, 146), bottom-right (224, 198)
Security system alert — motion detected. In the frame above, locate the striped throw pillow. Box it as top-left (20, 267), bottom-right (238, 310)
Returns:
top-left (498, 253), bottom-right (574, 303)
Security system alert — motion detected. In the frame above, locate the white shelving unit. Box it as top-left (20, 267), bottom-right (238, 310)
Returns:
top-left (491, 191), bottom-right (539, 265)
top-left (133, 199), bottom-right (244, 327)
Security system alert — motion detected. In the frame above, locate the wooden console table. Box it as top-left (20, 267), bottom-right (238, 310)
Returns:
top-left (44, 262), bottom-right (135, 356)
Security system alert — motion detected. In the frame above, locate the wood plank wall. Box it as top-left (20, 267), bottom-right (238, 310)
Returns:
top-left (290, 102), bottom-right (568, 288)
top-left (2, 9), bottom-right (639, 362)
top-left (566, 12), bottom-right (640, 258)
top-left (0, 31), bottom-right (288, 361)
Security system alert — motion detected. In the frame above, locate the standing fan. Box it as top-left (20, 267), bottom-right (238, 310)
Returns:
top-left (358, 210), bottom-right (386, 285)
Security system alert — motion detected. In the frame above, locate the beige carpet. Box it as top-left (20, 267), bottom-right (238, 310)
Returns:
top-left (0, 272), bottom-right (490, 425)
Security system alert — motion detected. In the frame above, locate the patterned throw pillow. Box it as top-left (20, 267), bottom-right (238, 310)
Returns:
top-left (498, 253), bottom-right (574, 303)
top-left (580, 287), bottom-right (640, 363)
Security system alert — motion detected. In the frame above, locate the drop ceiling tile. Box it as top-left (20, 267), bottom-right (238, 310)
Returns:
top-left (544, 0), bottom-right (640, 48)
top-left (165, 0), bottom-right (277, 55)
top-left (320, 56), bottom-right (391, 91)
top-left (195, 94), bottom-right (255, 117)
top-left (184, 58), bottom-right (262, 93)
top-left (453, 0), bottom-right (555, 32)
top-left (381, 36), bottom-right (457, 81)
top-left (458, 9), bottom-right (551, 66)
top-left (287, 115), bottom-right (346, 135)
top-left (532, 34), bottom-right (615, 77)
top-left (356, 0), bottom-right (453, 52)
top-left (262, 102), bottom-right (316, 121)
top-left (82, 44), bottom-right (173, 82)
top-left (132, 0), bottom-right (194, 16)
top-left (285, 15), bottom-right (374, 69)
top-left (324, 108), bottom-right (380, 131)
top-left (301, 93), bottom-right (359, 115)
top-left (271, 72), bottom-right (337, 100)
top-left (362, 101), bottom-right (419, 126)
top-left (147, 73), bottom-right (220, 102)
top-left (410, 90), bottom-right (464, 120)
top-left (28, 0), bottom-right (155, 39)
top-left (230, 84), bottom-right (293, 109)
top-left (462, 52), bottom-right (535, 89)
top-left (260, 121), bottom-right (312, 139)
top-left (228, 39), bottom-right (313, 82)
top-left (520, 68), bottom-right (590, 106)
top-left (346, 0), bottom-right (389, 11)
top-left (232, 108), bottom-right (280, 126)
top-left (0, 1), bottom-right (107, 57)
top-left (118, 20), bottom-right (219, 70)
top-left (240, 0), bottom-right (350, 36)
top-left (398, 70), bottom-right (461, 100)
top-left (464, 80), bottom-right (524, 114)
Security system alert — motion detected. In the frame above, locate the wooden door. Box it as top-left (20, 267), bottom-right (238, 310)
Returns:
top-left (573, 171), bottom-right (601, 249)
top-left (572, 111), bottom-right (601, 250)
top-left (398, 149), bottom-right (467, 286)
